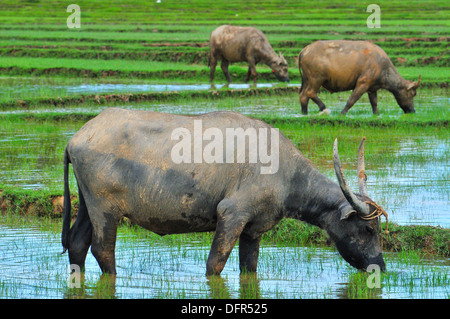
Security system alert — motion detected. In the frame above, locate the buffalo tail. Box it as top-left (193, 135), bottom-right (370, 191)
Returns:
top-left (298, 52), bottom-right (306, 94)
top-left (61, 147), bottom-right (71, 254)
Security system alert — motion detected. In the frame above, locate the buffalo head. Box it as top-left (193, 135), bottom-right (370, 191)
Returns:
top-left (393, 75), bottom-right (421, 113)
top-left (331, 137), bottom-right (388, 272)
top-left (272, 52), bottom-right (289, 82)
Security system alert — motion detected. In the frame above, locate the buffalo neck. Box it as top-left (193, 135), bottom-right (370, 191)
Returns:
top-left (259, 43), bottom-right (279, 68)
top-left (283, 160), bottom-right (347, 230)
top-left (382, 65), bottom-right (408, 93)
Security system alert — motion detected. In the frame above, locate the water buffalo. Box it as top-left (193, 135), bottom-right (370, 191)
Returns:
top-left (298, 40), bottom-right (421, 115)
top-left (209, 25), bottom-right (289, 83)
top-left (62, 108), bottom-right (386, 276)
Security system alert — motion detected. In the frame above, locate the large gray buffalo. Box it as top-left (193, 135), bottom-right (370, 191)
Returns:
top-left (62, 108), bottom-right (387, 276)
top-left (298, 40), bottom-right (421, 115)
top-left (209, 25), bottom-right (289, 83)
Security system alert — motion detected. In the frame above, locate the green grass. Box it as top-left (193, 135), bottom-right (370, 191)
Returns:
top-left (0, 107), bottom-right (448, 257)
top-left (0, 1), bottom-right (448, 86)
top-left (0, 56), bottom-right (203, 73)
top-left (1, 0), bottom-right (449, 24)
top-left (0, 0), bottom-right (448, 300)
top-left (0, 87), bottom-right (447, 192)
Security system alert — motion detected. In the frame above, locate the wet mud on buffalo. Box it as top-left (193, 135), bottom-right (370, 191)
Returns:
top-left (62, 109), bottom-right (387, 276)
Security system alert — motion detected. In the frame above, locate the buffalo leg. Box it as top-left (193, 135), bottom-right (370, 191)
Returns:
top-left (368, 91), bottom-right (379, 115)
top-left (341, 84), bottom-right (369, 114)
top-left (209, 55), bottom-right (217, 82)
top-left (249, 61), bottom-right (258, 84)
top-left (311, 96), bottom-right (327, 112)
top-left (299, 91), bottom-right (310, 115)
top-left (221, 59), bottom-right (232, 83)
top-left (244, 66), bottom-right (252, 83)
top-left (90, 212), bottom-right (119, 274)
top-left (67, 187), bottom-right (92, 271)
top-left (239, 233), bottom-right (261, 273)
top-left (299, 79), bottom-right (325, 114)
top-left (300, 93), bottom-right (327, 115)
top-left (206, 199), bottom-right (249, 276)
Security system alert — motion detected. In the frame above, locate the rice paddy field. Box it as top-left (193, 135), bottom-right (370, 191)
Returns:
top-left (0, 0), bottom-right (448, 301)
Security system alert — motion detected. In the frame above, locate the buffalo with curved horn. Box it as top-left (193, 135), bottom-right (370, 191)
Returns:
top-left (62, 109), bottom-right (387, 275)
top-left (334, 137), bottom-right (389, 229)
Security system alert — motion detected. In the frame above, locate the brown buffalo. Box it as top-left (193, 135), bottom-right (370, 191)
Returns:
top-left (298, 40), bottom-right (421, 115)
top-left (209, 25), bottom-right (289, 83)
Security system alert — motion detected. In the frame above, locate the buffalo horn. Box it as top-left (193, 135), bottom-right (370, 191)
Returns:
top-left (333, 139), bottom-right (371, 216)
top-left (357, 137), bottom-right (369, 197)
top-left (279, 52), bottom-right (287, 65)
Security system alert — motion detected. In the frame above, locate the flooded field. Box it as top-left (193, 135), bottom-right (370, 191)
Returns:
top-left (0, 85), bottom-right (448, 299)
top-left (1, 0), bottom-right (448, 302)
top-left (0, 89), bottom-right (448, 227)
top-left (0, 219), bottom-right (448, 299)
top-left (0, 76), bottom-right (296, 100)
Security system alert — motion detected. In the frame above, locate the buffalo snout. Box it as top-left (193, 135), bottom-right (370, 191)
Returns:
top-left (273, 71), bottom-right (289, 82)
top-left (366, 253), bottom-right (386, 272)
top-left (400, 104), bottom-right (416, 114)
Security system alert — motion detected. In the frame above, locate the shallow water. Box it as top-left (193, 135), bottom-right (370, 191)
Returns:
top-left (0, 85), bottom-right (448, 227)
top-left (0, 121), bottom-right (80, 190)
top-left (0, 77), bottom-right (296, 102)
top-left (0, 222), bottom-right (448, 299)
top-left (0, 120), bottom-right (448, 227)
top-left (376, 138), bottom-right (449, 226)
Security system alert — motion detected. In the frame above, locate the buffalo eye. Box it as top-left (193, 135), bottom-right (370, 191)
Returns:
top-left (365, 225), bottom-right (376, 234)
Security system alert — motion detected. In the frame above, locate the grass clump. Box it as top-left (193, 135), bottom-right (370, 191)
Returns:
top-left (382, 223), bottom-right (450, 258)
top-left (262, 219), bottom-right (329, 247)
top-left (0, 185), bottom-right (68, 218)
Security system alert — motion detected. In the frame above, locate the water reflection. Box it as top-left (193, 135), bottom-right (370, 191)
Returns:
top-left (0, 220), bottom-right (448, 299)
top-left (0, 79), bottom-right (295, 99)
top-left (64, 274), bottom-right (117, 299)
top-left (62, 272), bottom-right (262, 299)
top-left (335, 274), bottom-right (383, 299)
top-left (207, 273), bottom-right (261, 299)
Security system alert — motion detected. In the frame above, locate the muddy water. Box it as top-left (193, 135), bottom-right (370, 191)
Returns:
top-left (0, 221), bottom-right (448, 299)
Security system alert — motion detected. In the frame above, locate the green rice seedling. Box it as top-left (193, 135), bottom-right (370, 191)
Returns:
top-left (346, 272), bottom-right (383, 299)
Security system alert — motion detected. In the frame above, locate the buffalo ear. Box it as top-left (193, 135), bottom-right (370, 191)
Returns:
top-left (339, 204), bottom-right (357, 220)
top-left (407, 75), bottom-right (422, 90)
top-left (279, 52), bottom-right (287, 65)
top-left (406, 81), bottom-right (417, 90)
